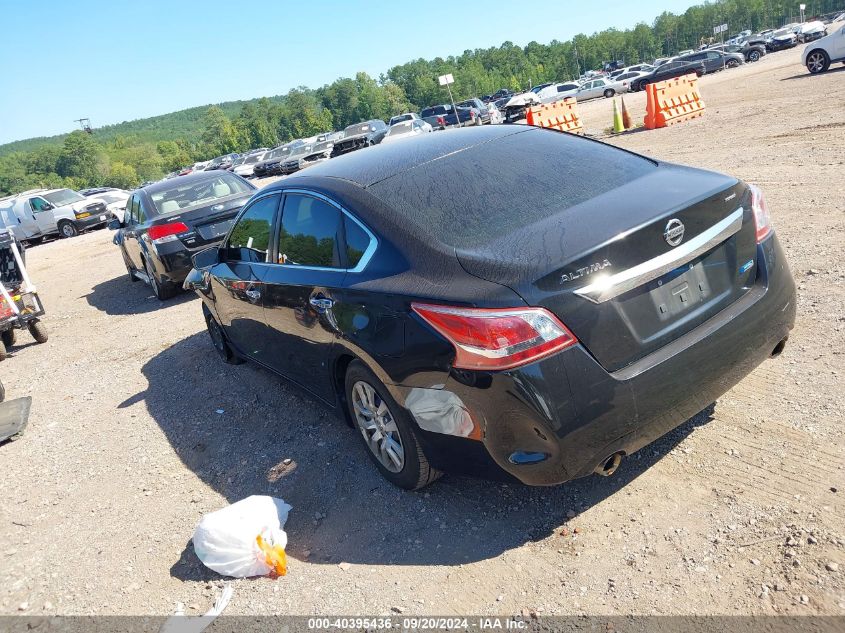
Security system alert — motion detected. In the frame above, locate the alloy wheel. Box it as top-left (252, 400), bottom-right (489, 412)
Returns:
top-left (351, 380), bottom-right (405, 473)
top-left (807, 51), bottom-right (827, 73)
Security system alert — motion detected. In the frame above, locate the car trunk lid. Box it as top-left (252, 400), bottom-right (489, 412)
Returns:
top-left (456, 165), bottom-right (758, 372)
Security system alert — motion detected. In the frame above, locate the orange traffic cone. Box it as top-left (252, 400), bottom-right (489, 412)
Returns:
top-left (620, 96), bottom-right (632, 130)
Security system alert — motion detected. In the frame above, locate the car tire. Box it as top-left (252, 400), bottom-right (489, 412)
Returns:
top-left (344, 360), bottom-right (442, 490)
top-left (0, 379), bottom-right (4, 402)
top-left (204, 308), bottom-right (243, 365)
top-left (144, 257), bottom-right (177, 301)
top-left (58, 221), bottom-right (79, 238)
top-left (0, 338), bottom-right (6, 362)
top-left (726, 59), bottom-right (740, 68)
top-left (748, 50), bottom-right (761, 62)
top-left (603, 88), bottom-right (615, 98)
top-left (806, 50), bottom-right (830, 74)
top-left (1, 329), bottom-right (15, 349)
top-left (28, 320), bottom-right (48, 344)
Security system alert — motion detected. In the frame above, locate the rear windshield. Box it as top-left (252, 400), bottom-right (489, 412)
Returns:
top-left (345, 123), bottom-right (373, 135)
top-left (368, 129), bottom-right (655, 248)
top-left (150, 173), bottom-right (252, 215)
top-left (387, 122), bottom-right (413, 135)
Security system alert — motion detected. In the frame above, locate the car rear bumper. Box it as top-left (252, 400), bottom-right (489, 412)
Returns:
top-left (394, 233), bottom-right (796, 485)
top-left (151, 243), bottom-right (217, 286)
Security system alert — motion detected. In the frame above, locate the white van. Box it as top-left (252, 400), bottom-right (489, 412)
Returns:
top-left (0, 188), bottom-right (110, 242)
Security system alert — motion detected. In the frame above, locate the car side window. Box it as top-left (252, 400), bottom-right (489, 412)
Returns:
top-left (225, 194), bottom-right (279, 263)
top-left (29, 197), bottom-right (49, 213)
top-left (137, 197), bottom-right (147, 224)
top-left (278, 194), bottom-right (340, 268)
top-left (128, 196), bottom-right (140, 224)
top-left (344, 215), bottom-right (371, 269)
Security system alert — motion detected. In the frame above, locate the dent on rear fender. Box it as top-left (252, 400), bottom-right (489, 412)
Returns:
top-left (404, 387), bottom-right (477, 438)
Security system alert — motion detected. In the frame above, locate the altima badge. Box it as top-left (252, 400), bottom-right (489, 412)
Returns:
top-left (664, 219), bottom-right (685, 246)
top-left (560, 259), bottom-right (611, 284)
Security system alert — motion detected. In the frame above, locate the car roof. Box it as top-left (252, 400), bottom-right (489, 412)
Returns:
top-left (281, 126), bottom-right (528, 189)
top-left (138, 170), bottom-right (230, 195)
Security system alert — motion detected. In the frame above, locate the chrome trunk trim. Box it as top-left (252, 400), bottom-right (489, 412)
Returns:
top-left (574, 208), bottom-right (744, 304)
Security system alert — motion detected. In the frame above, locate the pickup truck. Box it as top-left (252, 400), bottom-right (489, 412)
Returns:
top-left (420, 104), bottom-right (479, 129)
top-left (456, 98), bottom-right (490, 124)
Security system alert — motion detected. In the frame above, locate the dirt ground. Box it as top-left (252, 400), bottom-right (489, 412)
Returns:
top-left (1, 44), bottom-right (843, 618)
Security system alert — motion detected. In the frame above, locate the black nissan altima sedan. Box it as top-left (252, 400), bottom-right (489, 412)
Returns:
top-left (184, 125), bottom-right (796, 490)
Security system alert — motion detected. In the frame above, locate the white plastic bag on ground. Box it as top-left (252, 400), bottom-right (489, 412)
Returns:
top-left (192, 495), bottom-right (292, 578)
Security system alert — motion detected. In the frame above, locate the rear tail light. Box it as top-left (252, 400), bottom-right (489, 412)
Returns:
top-left (749, 184), bottom-right (773, 243)
top-left (411, 303), bottom-right (578, 371)
top-left (148, 222), bottom-right (189, 245)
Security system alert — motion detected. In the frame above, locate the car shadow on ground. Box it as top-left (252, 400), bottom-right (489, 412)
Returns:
top-left (126, 332), bottom-right (713, 579)
top-left (781, 65), bottom-right (845, 80)
top-left (84, 274), bottom-right (195, 316)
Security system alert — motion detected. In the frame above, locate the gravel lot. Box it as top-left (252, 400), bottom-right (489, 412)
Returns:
top-left (1, 45), bottom-right (843, 617)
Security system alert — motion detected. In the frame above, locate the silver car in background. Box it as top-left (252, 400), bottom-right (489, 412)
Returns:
top-left (381, 119), bottom-right (433, 144)
top-left (575, 77), bottom-right (628, 101)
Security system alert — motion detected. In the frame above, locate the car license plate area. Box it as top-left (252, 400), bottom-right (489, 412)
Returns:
top-left (616, 246), bottom-right (736, 342)
top-left (197, 219), bottom-right (234, 241)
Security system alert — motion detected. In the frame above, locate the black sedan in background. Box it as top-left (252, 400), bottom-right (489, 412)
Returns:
top-left (630, 59), bottom-right (705, 91)
top-left (675, 49), bottom-right (745, 73)
top-left (185, 126), bottom-right (796, 490)
top-left (110, 171), bottom-right (256, 299)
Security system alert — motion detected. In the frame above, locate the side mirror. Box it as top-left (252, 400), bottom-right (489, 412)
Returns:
top-left (191, 246), bottom-right (220, 270)
top-left (107, 218), bottom-right (122, 230)
top-left (183, 267), bottom-right (209, 293)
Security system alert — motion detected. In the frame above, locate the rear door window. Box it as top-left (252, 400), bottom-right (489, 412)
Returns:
top-left (225, 194), bottom-right (279, 263)
top-left (128, 196), bottom-right (140, 223)
top-left (137, 197), bottom-right (148, 224)
top-left (277, 194), bottom-right (341, 268)
top-left (343, 215), bottom-right (371, 269)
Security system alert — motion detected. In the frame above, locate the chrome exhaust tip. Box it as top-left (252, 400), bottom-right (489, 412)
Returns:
top-left (594, 452), bottom-right (624, 477)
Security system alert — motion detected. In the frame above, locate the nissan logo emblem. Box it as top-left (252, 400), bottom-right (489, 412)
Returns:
top-left (664, 219), bottom-right (685, 246)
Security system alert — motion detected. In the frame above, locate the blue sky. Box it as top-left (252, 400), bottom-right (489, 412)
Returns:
top-left (0, 0), bottom-right (698, 144)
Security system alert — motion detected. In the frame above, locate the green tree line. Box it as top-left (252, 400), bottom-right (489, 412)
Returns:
top-left (1, 0), bottom-right (841, 195)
